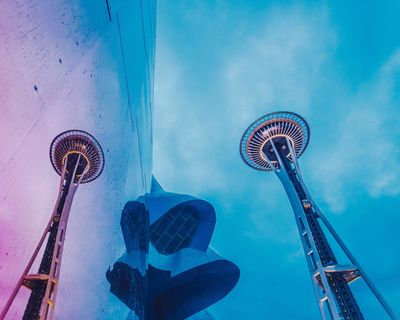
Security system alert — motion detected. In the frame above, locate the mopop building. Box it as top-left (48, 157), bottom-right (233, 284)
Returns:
top-left (107, 177), bottom-right (240, 320)
top-left (0, 0), bottom-right (155, 318)
top-left (240, 111), bottom-right (398, 320)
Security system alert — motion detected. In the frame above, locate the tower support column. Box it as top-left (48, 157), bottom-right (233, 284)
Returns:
top-left (22, 154), bottom-right (88, 319)
top-left (270, 138), bottom-right (358, 320)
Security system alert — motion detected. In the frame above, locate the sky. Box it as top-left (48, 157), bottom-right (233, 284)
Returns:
top-left (153, 1), bottom-right (400, 319)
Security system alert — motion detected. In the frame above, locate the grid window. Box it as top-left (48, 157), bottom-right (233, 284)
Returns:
top-left (150, 205), bottom-right (199, 254)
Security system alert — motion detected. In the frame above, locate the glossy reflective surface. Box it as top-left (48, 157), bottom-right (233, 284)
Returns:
top-left (0, 0), bottom-right (155, 318)
top-left (108, 178), bottom-right (239, 319)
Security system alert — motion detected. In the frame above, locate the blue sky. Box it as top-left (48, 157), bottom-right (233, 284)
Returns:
top-left (153, 1), bottom-right (400, 319)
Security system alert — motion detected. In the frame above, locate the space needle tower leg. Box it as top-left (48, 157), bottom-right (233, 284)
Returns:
top-left (267, 137), bottom-right (344, 319)
top-left (22, 154), bottom-right (88, 320)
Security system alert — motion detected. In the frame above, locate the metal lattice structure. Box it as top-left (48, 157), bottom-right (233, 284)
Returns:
top-left (240, 111), bottom-right (398, 320)
top-left (1, 130), bottom-right (104, 320)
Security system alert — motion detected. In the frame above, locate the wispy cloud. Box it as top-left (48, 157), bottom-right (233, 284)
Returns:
top-left (154, 2), bottom-right (337, 228)
top-left (309, 49), bottom-right (400, 212)
top-left (224, 5), bottom-right (336, 116)
top-left (154, 2), bottom-right (400, 318)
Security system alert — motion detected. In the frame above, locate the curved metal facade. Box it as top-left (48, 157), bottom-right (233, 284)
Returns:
top-left (0, 1), bottom-right (155, 318)
top-left (107, 178), bottom-right (240, 320)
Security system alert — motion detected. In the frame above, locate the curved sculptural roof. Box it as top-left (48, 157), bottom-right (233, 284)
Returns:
top-left (137, 177), bottom-right (216, 252)
top-left (109, 177), bottom-right (240, 319)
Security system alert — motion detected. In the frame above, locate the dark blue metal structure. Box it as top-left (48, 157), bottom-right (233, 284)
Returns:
top-left (107, 178), bottom-right (240, 320)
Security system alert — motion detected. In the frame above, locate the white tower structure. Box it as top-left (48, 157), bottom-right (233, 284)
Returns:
top-left (240, 111), bottom-right (398, 320)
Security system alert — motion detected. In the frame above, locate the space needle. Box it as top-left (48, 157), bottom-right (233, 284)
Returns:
top-left (1, 130), bottom-right (104, 320)
top-left (240, 111), bottom-right (398, 320)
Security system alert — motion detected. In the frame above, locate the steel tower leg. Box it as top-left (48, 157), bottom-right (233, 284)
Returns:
top-left (266, 138), bottom-right (364, 320)
top-left (0, 154), bottom-right (88, 320)
top-left (284, 139), bottom-right (398, 320)
top-left (317, 213), bottom-right (398, 320)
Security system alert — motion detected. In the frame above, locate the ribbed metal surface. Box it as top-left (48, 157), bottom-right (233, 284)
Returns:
top-left (50, 130), bottom-right (104, 183)
top-left (240, 111), bottom-right (310, 171)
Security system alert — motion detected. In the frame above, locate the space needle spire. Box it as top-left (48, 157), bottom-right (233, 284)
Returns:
top-left (240, 111), bottom-right (397, 320)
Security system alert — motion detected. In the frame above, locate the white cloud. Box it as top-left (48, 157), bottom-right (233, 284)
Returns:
top-left (154, 4), bottom-right (400, 318)
top-left (224, 5), bottom-right (336, 119)
top-left (154, 3), bottom-right (337, 237)
top-left (155, 0), bottom-right (400, 233)
top-left (309, 49), bottom-right (400, 212)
